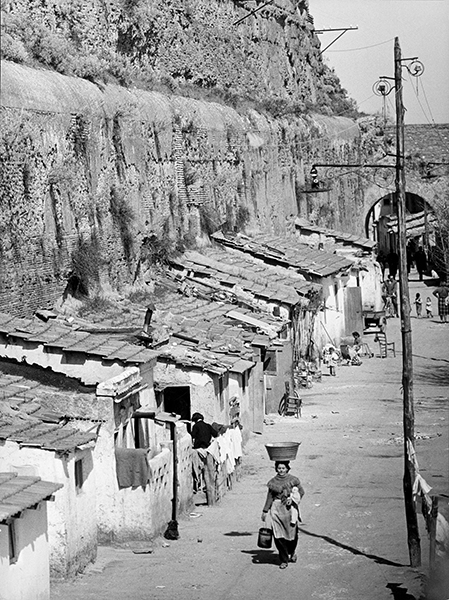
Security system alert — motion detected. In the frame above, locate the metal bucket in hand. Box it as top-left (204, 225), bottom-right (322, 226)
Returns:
top-left (257, 527), bottom-right (273, 548)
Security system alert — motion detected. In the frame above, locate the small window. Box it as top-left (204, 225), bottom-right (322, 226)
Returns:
top-left (75, 459), bottom-right (84, 491)
top-left (334, 283), bottom-right (339, 310)
top-left (264, 349), bottom-right (278, 375)
top-left (8, 521), bottom-right (18, 564)
top-left (242, 371), bottom-right (247, 392)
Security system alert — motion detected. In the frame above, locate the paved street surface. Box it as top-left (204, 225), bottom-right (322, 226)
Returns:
top-left (51, 276), bottom-right (448, 600)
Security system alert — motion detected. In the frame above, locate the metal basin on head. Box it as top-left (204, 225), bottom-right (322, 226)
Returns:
top-left (265, 442), bottom-right (301, 461)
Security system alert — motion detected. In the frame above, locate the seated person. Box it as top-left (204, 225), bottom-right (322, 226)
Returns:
top-left (352, 331), bottom-right (373, 358)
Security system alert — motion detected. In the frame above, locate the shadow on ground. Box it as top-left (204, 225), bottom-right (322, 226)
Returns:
top-left (414, 363), bottom-right (449, 386)
top-left (241, 549), bottom-right (279, 565)
top-left (386, 582), bottom-right (417, 599)
top-left (298, 527), bottom-right (408, 567)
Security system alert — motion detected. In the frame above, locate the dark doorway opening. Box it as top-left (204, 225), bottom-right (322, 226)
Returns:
top-left (161, 386), bottom-right (191, 421)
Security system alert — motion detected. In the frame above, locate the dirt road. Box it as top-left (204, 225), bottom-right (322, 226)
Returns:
top-left (51, 277), bottom-right (448, 600)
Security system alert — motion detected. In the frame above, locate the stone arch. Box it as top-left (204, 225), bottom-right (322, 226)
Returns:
top-left (365, 191), bottom-right (435, 252)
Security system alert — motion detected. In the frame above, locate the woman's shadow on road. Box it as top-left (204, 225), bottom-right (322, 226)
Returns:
top-left (240, 548), bottom-right (279, 565)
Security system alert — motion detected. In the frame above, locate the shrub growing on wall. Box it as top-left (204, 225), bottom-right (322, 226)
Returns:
top-left (110, 184), bottom-right (135, 260)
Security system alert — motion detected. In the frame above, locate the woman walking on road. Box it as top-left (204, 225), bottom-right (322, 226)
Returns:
top-left (261, 461), bottom-right (305, 569)
top-left (432, 281), bottom-right (449, 323)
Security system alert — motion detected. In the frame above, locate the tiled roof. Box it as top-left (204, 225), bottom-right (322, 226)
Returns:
top-left (0, 313), bottom-right (159, 365)
top-left (147, 277), bottom-right (286, 374)
top-left (0, 368), bottom-right (101, 421)
top-left (171, 249), bottom-right (319, 305)
top-left (0, 472), bottom-right (63, 520)
top-left (0, 364), bottom-right (100, 451)
top-left (211, 231), bottom-right (353, 277)
top-left (0, 414), bottom-right (98, 451)
top-left (295, 218), bottom-right (376, 250)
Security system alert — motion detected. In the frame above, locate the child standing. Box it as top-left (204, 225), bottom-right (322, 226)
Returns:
top-left (325, 346), bottom-right (339, 376)
top-left (426, 296), bottom-right (433, 318)
top-left (414, 293), bottom-right (423, 318)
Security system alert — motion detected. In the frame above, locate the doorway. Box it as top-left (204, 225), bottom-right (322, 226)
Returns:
top-left (161, 386), bottom-right (191, 421)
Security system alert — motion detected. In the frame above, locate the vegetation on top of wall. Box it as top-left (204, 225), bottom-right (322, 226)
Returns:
top-left (1, 0), bottom-right (360, 119)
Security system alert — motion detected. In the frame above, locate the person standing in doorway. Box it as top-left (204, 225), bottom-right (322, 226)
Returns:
top-left (261, 461), bottom-right (305, 569)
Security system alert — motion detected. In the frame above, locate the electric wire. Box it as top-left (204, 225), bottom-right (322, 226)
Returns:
top-left (404, 70), bottom-right (434, 125)
top-left (419, 79), bottom-right (436, 124)
top-left (326, 37), bottom-right (395, 53)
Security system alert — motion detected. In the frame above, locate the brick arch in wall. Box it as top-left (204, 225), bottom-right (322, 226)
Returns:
top-left (364, 190), bottom-right (435, 235)
top-left (363, 189), bottom-right (438, 260)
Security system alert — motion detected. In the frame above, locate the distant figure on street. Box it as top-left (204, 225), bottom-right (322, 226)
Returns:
top-left (376, 250), bottom-right (387, 280)
top-left (426, 297), bottom-right (433, 318)
top-left (261, 461), bottom-right (305, 570)
top-left (414, 247), bottom-right (428, 281)
top-left (406, 240), bottom-right (416, 275)
top-left (191, 413), bottom-right (218, 449)
top-left (323, 345), bottom-right (339, 376)
top-left (432, 282), bottom-right (449, 323)
top-left (414, 293), bottom-right (423, 318)
top-left (387, 251), bottom-right (399, 279)
top-left (384, 275), bottom-right (399, 317)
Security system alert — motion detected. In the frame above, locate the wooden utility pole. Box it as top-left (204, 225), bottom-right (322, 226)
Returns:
top-left (394, 36), bottom-right (421, 567)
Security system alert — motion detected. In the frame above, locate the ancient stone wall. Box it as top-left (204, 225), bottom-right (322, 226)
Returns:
top-left (0, 60), bottom-right (382, 316)
top-left (1, 0), bottom-right (353, 116)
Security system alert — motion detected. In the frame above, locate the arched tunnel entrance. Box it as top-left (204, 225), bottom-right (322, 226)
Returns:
top-left (364, 192), bottom-right (445, 277)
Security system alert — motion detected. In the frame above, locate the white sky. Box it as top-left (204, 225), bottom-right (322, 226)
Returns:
top-left (310, 0), bottom-right (449, 124)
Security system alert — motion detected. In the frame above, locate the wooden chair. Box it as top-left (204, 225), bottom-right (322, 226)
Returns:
top-left (283, 394), bottom-right (302, 418)
top-left (280, 382), bottom-right (302, 418)
top-left (374, 333), bottom-right (396, 358)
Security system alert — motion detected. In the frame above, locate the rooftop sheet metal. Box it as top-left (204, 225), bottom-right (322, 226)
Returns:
top-left (211, 232), bottom-right (353, 277)
top-left (295, 218), bottom-right (376, 250)
top-left (0, 472), bottom-right (63, 521)
top-left (0, 313), bottom-right (158, 365)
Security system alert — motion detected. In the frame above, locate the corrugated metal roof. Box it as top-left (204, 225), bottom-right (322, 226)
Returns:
top-left (0, 472), bottom-right (63, 521)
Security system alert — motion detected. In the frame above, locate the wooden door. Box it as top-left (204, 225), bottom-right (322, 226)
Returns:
top-left (344, 287), bottom-right (364, 334)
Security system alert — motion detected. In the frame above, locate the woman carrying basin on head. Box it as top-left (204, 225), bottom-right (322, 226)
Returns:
top-left (261, 461), bottom-right (305, 569)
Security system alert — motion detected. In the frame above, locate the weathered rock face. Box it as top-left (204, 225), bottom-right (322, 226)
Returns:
top-left (1, 60), bottom-right (384, 317)
top-left (1, 0), bottom-right (354, 116)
